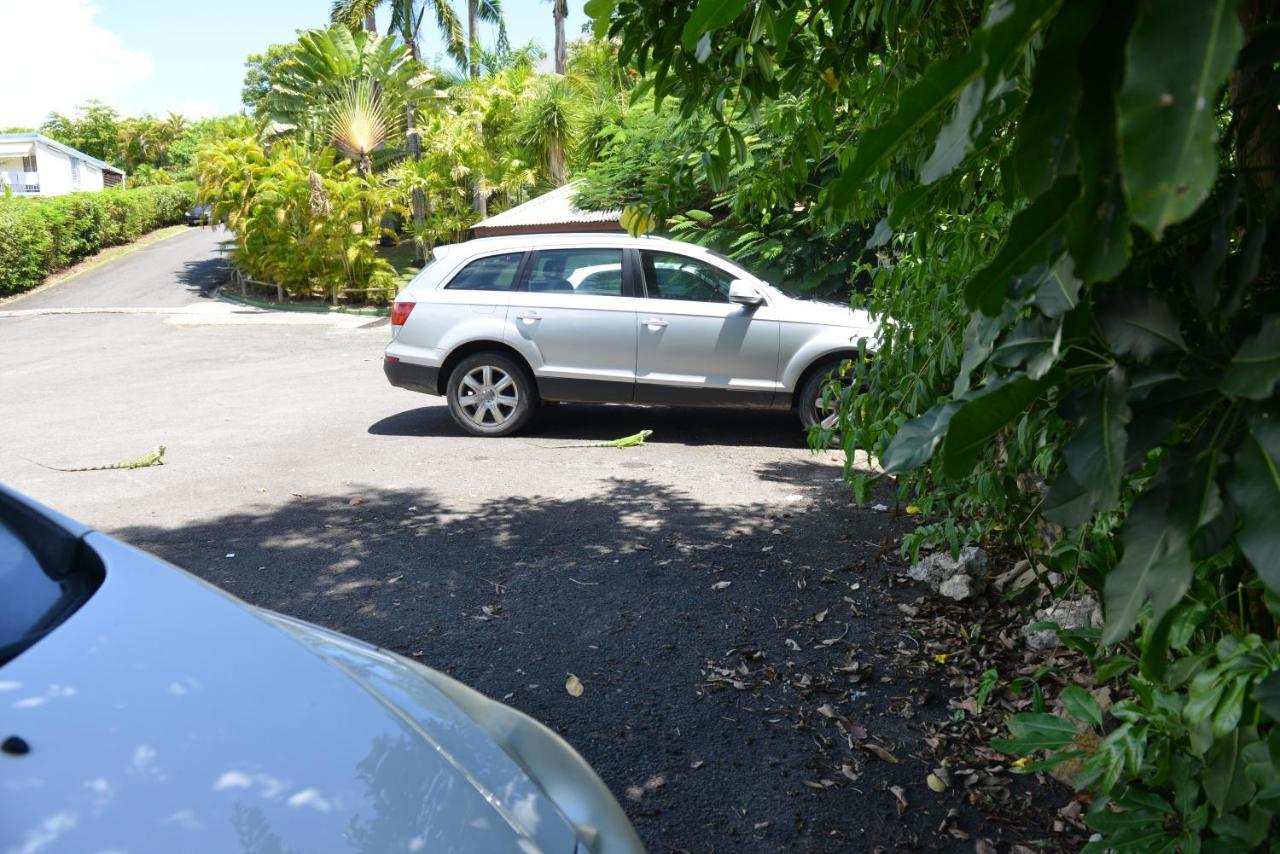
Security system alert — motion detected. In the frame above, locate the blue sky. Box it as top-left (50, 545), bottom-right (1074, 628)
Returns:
top-left (0, 0), bottom-right (589, 127)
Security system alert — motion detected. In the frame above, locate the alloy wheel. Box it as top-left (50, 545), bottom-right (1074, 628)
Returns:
top-left (458, 365), bottom-right (519, 427)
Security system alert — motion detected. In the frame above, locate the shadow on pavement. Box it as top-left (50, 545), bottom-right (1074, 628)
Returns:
top-left (113, 479), bottom-right (1024, 853)
top-left (369, 403), bottom-right (808, 448)
top-left (178, 256), bottom-right (231, 297)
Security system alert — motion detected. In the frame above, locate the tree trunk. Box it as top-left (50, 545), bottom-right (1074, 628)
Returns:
top-left (402, 28), bottom-right (428, 266)
top-left (469, 0), bottom-right (487, 217)
top-left (554, 0), bottom-right (567, 75)
top-left (363, 10), bottom-right (376, 32)
top-left (548, 138), bottom-right (566, 186)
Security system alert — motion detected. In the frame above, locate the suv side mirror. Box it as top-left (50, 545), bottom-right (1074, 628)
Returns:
top-left (729, 280), bottom-right (764, 305)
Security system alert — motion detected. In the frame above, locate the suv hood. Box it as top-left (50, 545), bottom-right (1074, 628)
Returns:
top-left (0, 533), bottom-right (583, 854)
top-left (770, 291), bottom-right (879, 337)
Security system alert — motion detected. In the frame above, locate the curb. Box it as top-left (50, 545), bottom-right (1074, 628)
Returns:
top-left (214, 288), bottom-right (390, 317)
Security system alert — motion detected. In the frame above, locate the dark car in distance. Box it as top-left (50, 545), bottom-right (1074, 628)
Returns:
top-left (185, 203), bottom-right (211, 225)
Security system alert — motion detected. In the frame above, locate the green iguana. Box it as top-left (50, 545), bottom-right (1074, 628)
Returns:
top-left (538, 430), bottom-right (652, 449)
top-left (28, 445), bottom-right (166, 472)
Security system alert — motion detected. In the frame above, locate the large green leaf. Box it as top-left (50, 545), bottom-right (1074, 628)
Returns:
top-left (584, 0), bottom-right (618, 39)
top-left (920, 77), bottom-right (985, 185)
top-left (1066, 4), bottom-right (1133, 283)
top-left (1099, 289), bottom-right (1186, 360)
top-left (832, 0), bottom-right (1056, 205)
top-left (680, 0), bottom-right (749, 53)
top-left (1065, 367), bottom-right (1131, 515)
top-left (1102, 483), bottom-right (1194, 644)
top-left (1013, 0), bottom-right (1098, 198)
top-left (831, 50), bottom-right (984, 205)
top-left (1061, 685), bottom-right (1104, 728)
top-left (1256, 672), bottom-right (1280, 723)
top-left (940, 374), bottom-right (1044, 479)
top-left (880, 400), bottom-right (963, 474)
top-left (1227, 413), bottom-right (1280, 593)
top-left (1118, 0), bottom-right (1243, 238)
top-left (1028, 253), bottom-right (1082, 318)
top-left (992, 712), bottom-right (1079, 754)
top-left (1043, 470), bottom-right (1094, 527)
top-left (965, 175), bottom-right (1079, 315)
top-left (990, 316), bottom-right (1062, 379)
top-left (1204, 727), bottom-right (1258, 815)
top-left (1220, 315), bottom-right (1280, 399)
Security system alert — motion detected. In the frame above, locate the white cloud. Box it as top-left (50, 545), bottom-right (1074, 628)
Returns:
top-left (0, 0), bottom-right (152, 127)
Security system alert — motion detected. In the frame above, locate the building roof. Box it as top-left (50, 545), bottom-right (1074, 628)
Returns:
top-left (472, 182), bottom-right (621, 236)
top-left (0, 134), bottom-right (126, 175)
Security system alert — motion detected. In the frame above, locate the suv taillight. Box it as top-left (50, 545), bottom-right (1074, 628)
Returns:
top-left (391, 301), bottom-right (415, 326)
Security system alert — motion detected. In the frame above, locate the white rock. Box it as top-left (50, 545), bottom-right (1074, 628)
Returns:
top-left (1025, 595), bottom-right (1103, 651)
top-left (938, 573), bottom-right (981, 601)
top-left (907, 546), bottom-right (989, 593)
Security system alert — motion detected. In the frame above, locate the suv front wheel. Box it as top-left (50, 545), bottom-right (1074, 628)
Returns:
top-left (446, 353), bottom-right (537, 437)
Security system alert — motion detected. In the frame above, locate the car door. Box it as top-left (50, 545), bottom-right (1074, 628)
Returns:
top-left (504, 246), bottom-right (639, 402)
top-left (633, 248), bottom-right (781, 406)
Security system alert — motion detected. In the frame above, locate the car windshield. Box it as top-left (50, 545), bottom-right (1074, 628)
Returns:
top-left (0, 503), bottom-right (101, 667)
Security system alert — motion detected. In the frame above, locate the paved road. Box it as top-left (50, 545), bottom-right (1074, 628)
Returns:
top-left (0, 234), bottom-right (1045, 852)
top-left (6, 226), bottom-right (228, 309)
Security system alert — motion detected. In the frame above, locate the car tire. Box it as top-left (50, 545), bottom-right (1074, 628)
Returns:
top-left (446, 353), bottom-right (537, 437)
top-left (797, 359), bottom-right (848, 432)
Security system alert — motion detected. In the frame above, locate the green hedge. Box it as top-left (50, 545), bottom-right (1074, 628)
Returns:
top-left (0, 182), bottom-right (196, 294)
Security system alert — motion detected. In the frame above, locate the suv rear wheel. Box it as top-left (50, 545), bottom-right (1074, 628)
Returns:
top-left (446, 353), bottom-right (537, 437)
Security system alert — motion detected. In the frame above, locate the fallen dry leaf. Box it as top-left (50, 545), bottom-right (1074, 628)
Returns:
top-left (565, 674), bottom-right (584, 697)
top-left (865, 743), bottom-right (899, 764)
top-left (889, 785), bottom-right (908, 815)
top-left (814, 609), bottom-right (828, 623)
top-left (927, 773), bottom-right (947, 793)
top-left (711, 581), bottom-right (732, 591)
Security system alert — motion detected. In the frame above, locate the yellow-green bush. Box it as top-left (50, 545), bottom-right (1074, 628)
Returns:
top-left (0, 182), bottom-right (195, 293)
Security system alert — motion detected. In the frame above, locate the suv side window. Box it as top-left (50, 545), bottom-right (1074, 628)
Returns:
top-left (527, 248), bottom-right (625, 296)
top-left (639, 250), bottom-right (735, 303)
top-left (445, 252), bottom-right (526, 291)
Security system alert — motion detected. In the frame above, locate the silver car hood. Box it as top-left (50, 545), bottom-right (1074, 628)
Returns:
top-left (0, 533), bottom-right (581, 854)
top-left (769, 291), bottom-right (879, 336)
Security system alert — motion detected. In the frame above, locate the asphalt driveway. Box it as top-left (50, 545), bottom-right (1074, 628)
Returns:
top-left (0, 231), bottom-right (1055, 852)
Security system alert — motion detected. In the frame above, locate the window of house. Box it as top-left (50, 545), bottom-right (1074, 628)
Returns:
top-left (21, 154), bottom-right (36, 173)
top-left (70, 158), bottom-right (81, 183)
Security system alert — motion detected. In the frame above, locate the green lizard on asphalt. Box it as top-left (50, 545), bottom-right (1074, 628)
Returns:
top-left (28, 445), bottom-right (166, 472)
top-left (540, 430), bottom-right (653, 449)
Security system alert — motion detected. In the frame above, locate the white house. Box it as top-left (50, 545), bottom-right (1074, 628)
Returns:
top-left (0, 133), bottom-right (126, 196)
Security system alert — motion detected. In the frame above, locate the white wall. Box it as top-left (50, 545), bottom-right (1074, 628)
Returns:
top-left (32, 140), bottom-right (110, 195)
top-left (34, 141), bottom-right (73, 195)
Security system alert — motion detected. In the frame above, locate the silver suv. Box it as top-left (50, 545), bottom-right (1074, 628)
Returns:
top-left (383, 233), bottom-right (878, 436)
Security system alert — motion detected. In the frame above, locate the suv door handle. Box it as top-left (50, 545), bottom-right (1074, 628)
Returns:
top-left (517, 311), bottom-right (542, 321)
top-left (643, 317), bottom-right (668, 328)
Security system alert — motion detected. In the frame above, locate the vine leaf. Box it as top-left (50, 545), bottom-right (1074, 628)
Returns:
top-left (965, 175), bottom-right (1079, 316)
top-left (1118, 0), bottom-right (1243, 238)
top-left (1204, 728), bottom-right (1258, 815)
top-left (680, 0), bottom-right (749, 53)
top-left (1227, 413), bottom-right (1280, 594)
top-left (991, 713), bottom-right (1078, 754)
top-left (1102, 483), bottom-right (1194, 644)
top-left (1220, 315), bottom-right (1280, 400)
top-left (939, 374), bottom-right (1044, 479)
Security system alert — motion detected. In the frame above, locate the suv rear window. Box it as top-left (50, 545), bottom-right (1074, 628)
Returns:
top-left (445, 252), bottom-right (526, 292)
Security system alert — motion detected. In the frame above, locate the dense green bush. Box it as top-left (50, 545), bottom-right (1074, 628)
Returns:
top-left (0, 182), bottom-right (195, 294)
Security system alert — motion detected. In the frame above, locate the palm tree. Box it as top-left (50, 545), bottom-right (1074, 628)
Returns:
top-left (515, 75), bottom-right (576, 186)
top-left (326, 80), bottom-right (398, 175)
top-left (544, 0), bottom-right (567, 74)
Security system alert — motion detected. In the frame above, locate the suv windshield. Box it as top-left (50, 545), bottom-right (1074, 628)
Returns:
top-left (0, 495), bottom-right (103, 667)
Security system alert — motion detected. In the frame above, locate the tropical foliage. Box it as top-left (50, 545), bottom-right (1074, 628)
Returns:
top-left (591, 0), bottom-right (1280, 848)
top-left (200, 14), bottom-right (633, 303)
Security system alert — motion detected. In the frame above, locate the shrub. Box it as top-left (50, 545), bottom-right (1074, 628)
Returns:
top-left (0, 182), bottom-right (195, 294)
